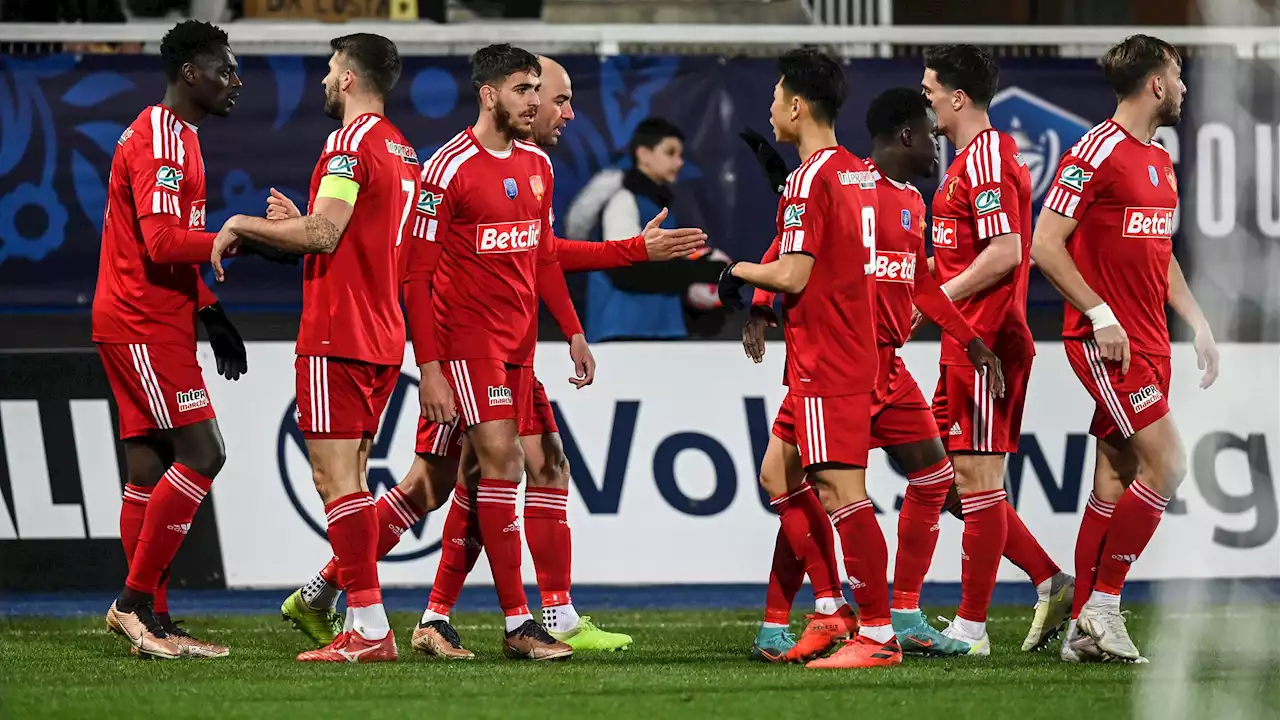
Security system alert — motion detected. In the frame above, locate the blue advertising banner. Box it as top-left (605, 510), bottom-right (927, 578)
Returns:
top-left (1, 54), bottom-right (1276, 323)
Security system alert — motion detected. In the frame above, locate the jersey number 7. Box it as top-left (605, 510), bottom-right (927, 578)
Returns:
top-left (396, 178), bottom-right (415, 247)
top-left (861, 205), bottom-right (876, 275)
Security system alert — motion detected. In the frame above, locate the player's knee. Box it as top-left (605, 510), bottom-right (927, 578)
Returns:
top-left (529, 451), bottom-right (570, 489)
top-left (758, 471), bottom-right (786, 498)
top-left (1155, 450), bottom-right (1188, 496)
top-left (176, 440), bottom-right (225, 479)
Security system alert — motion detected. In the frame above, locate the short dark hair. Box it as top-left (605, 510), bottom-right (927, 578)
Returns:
top-left (924, 44), bottom-right (1000, 108)
top-left (1102, 35), bottom-right (1181, 99)
top-left (777, 47), bottom-right (846, 125)
top-left (629, 117), bottom-right (684, 162)
top-left (330, 34), bottom-right (402, 99)
top-left (469, 44), bottom-right (541, 95)
top-left (866, 87), bottom-right (932, 139)
top-left (160, 20), bottom-right (229, 83)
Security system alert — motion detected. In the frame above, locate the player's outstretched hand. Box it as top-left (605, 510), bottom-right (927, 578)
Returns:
top-left (909, 306), bottom-right (925, 337)
top-left (966, 338), bottom-right (1005, 399)
top-left (1194, 327), bottom-right (1219, 389)
top-left (569, 334), bottom-right (596, 389)
top-left (1095, 323), bottom-right (1131, 377)
top-left (419, 362), bottom-right (457, 424)
top-left (743, 305), bottom-right (777, 364)
top-left (739, 128), bottom-right (790, 196)
top-left (211, 219), bottom-right (243, 282)
top-left (717, 262), bottom-right (747, 311)
top-left (642, 208), bottom-right (708, 261)
top-left (199, 303), bottom-right (248, 381)
top-left (266, 187), bottom-right (301, 220)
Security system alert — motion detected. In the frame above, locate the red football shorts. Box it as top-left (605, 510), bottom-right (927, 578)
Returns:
top-left (295, 356), bottom-right (398, 440)
top-left (416, 367), bottom-right (558, 456)
top-left (96, 342), bottom-right (215, 439)
top-left (441, 359), bottom-right (528, 430)
top-left (870, 348), bottom-right (938, 449)
top-left (416, 417), bottom-right (463, 458)
top-left (772, 391), bottom-right (872, 468)
top-left (1063, 339), bottom-right (1171, 440)
top-left (931, 357), bottom-right (1032, 454)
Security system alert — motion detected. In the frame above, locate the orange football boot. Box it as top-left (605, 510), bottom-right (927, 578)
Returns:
top-left (297, 629), bottom-right (397, 663)
top-left (780, 604), bottom-right (859, 662)
top-left (806, 635), bottom-right (903, 668)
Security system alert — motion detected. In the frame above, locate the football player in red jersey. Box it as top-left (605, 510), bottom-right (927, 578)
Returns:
top-left (921, 44), bottom-right (1063, 654)
top-left (211, 34), bottom-right (417, 664)
top-left (740, 88), bottom-right (1005, 660)
top-left (274, 54), bottom-right (704, 658)
top-left (97, 20), bottom-right (244, 661)
top-left (717, 48), bottom-right (901, 669)
top-left (1033, 35), bottom-right (1216, 663)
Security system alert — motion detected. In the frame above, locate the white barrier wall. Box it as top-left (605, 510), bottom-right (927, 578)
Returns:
top-left (196, 342), bottom-right (1280, 589)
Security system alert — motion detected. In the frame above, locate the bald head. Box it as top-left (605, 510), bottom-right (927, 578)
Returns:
top-left (532, 55), bottom-right (574, 146)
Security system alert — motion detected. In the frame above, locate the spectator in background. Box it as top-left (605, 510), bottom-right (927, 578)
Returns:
top-left (565, 117), bottom-right (731, 341)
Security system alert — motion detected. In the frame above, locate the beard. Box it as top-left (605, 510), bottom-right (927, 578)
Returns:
top-left (323, 83), bottom-right (343, 121)
top-left (495, 102), bottom-right (533, 141)
top-left (1157, 95), bottom-right (1182, 127)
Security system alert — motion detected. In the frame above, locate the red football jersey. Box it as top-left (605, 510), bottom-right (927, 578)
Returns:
top-left (1044, 119), bottom-right (1178, 357)
top-left (417, 129), bottom-right (555, 365)
top-left (777, 146), bottom-right (879, 397)
top-left (930, 128), bottom-right (1035, 365)
top-left (298, 113), bottom-right (416, 366)
top-left (863, 159), bottom-right (928, 349)
top-left (93, 105), bottom-right (209, 347)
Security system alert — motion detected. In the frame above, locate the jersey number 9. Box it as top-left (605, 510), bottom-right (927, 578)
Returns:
top-left (861, 205), bottom-right (876, 275)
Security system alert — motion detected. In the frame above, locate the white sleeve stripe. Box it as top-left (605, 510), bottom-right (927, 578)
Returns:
top-left (987, 132), bottom-right (1001, 184)
top-left (423, 132), bottom-right (471, 186)
top-left (168, 117), bottom-right (185, 165)
top-left (348, 116), bottom-right (380, 151)
top-left (150, 107), bottom-right (164, 160)
top-left (1073, 123), bottom-right (1110, 160)
top-left (437, 146), bottom-right (479, 190)
top-left (514, 139), bottom-right (556, 177)
top-left (1087, 131), bottom-right (1125, 167)
top-left (1065, 195), bottom-right (1081, 216)
top-left (999, 213), bottom-right (1011, 235)
top-left (1079, 124), bottom-right (1119, 163)
top-left (965, 138), bottom-right (982, 186)
top-left (152, 191), bottom-right (161, 214)
top-left (796, 149), bottom-right (835, 199)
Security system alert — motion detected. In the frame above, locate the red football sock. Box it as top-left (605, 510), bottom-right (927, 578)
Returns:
top-left (121, 484), bottom-right (170, 612)
top-left (1072, 492), bottom-right (1114, 618)
top-left (892, 459), bottom-right (953, 610)
top-left (126, 465), bottom-right (211, 596)
top-left (1003, 502), bottom-right (1059, 587)
top-left (427, 484), bottom-right (482, 616)
top-left (1095, 480), bottom-right (1168, 595)
top-left (791, 483), bottom-right (841, 596)
top-left (956, 489), bottom-right (1008, 623)
top-left (475, 478), bottom-right (529, 616)
top-left (763, 526), bottom-right (804, 625)
top-left (770, 484), bottom-right (841, 601)
top-left (831, 499), bottom-right (891, 626)
top-left (320, 558), bottom-right (339, 586)
top-left (524, 486), bottom-right (572, 608)
top-left (325, 492), bottom-right (380, 608)
top-left (375, 485), bottom-right (427, 559)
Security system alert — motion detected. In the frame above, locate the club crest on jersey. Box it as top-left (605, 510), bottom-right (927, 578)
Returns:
top-left (1165, 167), bottom-right (1178, 193)
top-left (1058, 164), bottom-right (1093, 193)
top-left (529, 174), bottom-right (545, 202)
top-left (1148, 165), bottom-right (1160, 187)
top-left (901, 209), bottom-right (911, 230)
top-left (155, 165), bottom-right (182, 191)
top-left (987, 87), bottom-right (1091, 208)
top-left (782, 203), bottom-right (805, 229)
top-left (503, 178), bottom-right (518, 199)
top-left (945, 177), bottom-right (960, 202)
top-left (418, 189), bottom-right (441, 216)
top-left (326, 155), bottom-right (358, 179)
top-left (975, 188), bottom-right (1001, 215)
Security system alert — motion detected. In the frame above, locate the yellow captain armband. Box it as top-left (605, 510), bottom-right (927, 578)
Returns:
top-left (317, 175), bottom-right (360, 205)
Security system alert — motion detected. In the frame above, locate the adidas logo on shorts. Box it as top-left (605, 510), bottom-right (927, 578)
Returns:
top-left (949, 422), bottom-right (962, 436)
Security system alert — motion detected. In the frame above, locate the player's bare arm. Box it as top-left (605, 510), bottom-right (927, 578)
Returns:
top-left (1031, 206), bottom-right (1130, 373)
top-left (211, 196), bottom-right (354, 280)
top-left (938, 232), bottom-right (1021, 303)
top-left (1167, 255), bottom-right (1219, 388)
top-left (731, 253), bottom-right (815, 295)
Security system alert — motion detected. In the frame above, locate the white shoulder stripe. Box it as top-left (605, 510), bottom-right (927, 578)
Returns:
top-left (514, 139), bottom-right (555, 177)
top-left (347, 116), bottom-right (380, 151)
top-left (796, 149), bottom-right (835, 199)
top-left (423, 132), bottom-right (471, 186)
top-left (324, 128), bottom-right (343, 154)
top-left (437, 146), bottom-right (480, 190)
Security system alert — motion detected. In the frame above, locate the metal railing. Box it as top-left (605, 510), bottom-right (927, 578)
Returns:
top-left (803, 0), bottom-right (893, 26)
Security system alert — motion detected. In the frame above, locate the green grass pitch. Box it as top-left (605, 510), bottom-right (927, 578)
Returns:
top-left (3, 605), bottom-right (1278, 719)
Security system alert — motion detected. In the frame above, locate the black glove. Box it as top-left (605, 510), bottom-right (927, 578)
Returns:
top-left (199, 303), bottom-right (248, 381)
top-left (739, 128), bottom-right (791, 196)
top-left (238, 238), bottom-right (301, 266)
top-left (717, 261), bottom-right (747, 311)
